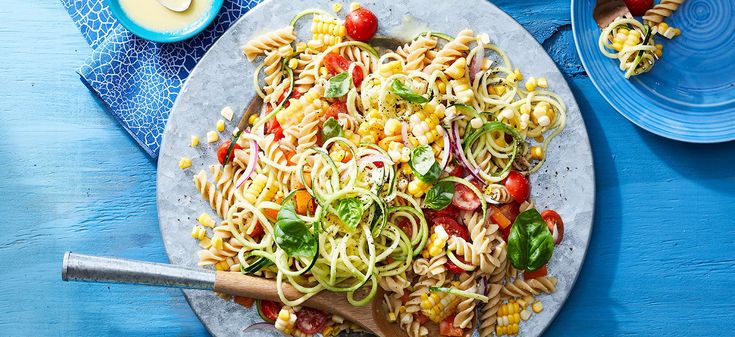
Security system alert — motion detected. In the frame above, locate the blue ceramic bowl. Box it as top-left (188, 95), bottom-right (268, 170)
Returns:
top-left (572, 0), bottom-right (735, 143)
top-left (107, 0), bottom-right (224, 43)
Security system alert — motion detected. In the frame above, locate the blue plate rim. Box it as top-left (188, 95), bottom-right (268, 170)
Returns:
top-left (570, 0), bottom-right (735, 144)
top-left (107, 0), bottom-right (225, 43)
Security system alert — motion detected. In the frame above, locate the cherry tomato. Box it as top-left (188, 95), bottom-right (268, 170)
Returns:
top-left (249, 222), bottom-right (264, 239)
top-left (433, 217), bottom-right (470, 241)
top-left (448, 164), bottom-right (464, 178)
top-left (324, 101), bottom-right (346, 122)
top-left (451, 183), bottom-right (481, 211)
top-left (523, 265), bottom-right (548, 280)
top-left (295, 307), bottom-right (330, 334)
top-left (439, 315), bottom-right (464, 337)
top-left (265, 118), bottom-right (284, 141)
top-left (257, 300), bottom-right (282, 323)
top-left (396, 218), bottom-right (413, 238)
top-left (446, 255), bottom-right (468, 274)
top-left (323, 53), bottom-right (363, 87)
top-left (624, 0), bottom-right (653, 16)
top-left (423, 204), bottom-right (459, 222)
top-left (541, 210), bottom-right (564, 245)
top-left (217, 141), bottom-right (243, 165)
top-left (503, 171), bottom-right (530, 202)
top-left (345, 8), bottom-right (378, 42)
top-left (499, 225), bottom-right (511, 241)
top-left (233, 296), bottom-right (254, 308)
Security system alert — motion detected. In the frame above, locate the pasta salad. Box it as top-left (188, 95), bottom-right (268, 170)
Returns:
top-left (184, 4), bottom-right (568, 337)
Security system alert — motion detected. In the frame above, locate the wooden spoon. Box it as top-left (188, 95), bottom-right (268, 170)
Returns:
top-left (62, 252), bottom-right (407, 337)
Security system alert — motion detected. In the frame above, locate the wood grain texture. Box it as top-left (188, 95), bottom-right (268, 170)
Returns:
top-left (0, 0), bottom-right (733, 336)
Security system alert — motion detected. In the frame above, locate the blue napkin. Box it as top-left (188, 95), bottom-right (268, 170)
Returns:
top-left (61, 0), bottom-right (261, 158)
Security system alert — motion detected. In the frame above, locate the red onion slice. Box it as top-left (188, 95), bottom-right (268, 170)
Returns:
top-left (235, 138), bottom-right (259, 188)
top-left (452, 121), bottom-right (483, 182)
top-left (469, 51), bottom-right (484, 83)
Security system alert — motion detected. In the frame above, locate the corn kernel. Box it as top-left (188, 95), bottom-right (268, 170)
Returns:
top-left (179, 157), bottom-right (192, 169)
top-left (520, 309), bottom-right (532, 320)
top-left (212, 235), bottom-right (224, 250)
top-left (470, 117), bottom-right (483, 129)
top-left (220, 106), bottom-right (234, 121)
top-left (190, 135), bottom-right (200, 147)
top-left (532, 301), bottom-right (543, 313)
top-left (332, 2), bottom-right (343, 12)
top-left (248, 114), bottom-right (259, 125)
top-left (295, 42), bottom-right (307, 53)
top-left (206, 131), bottom-right (219, 143)
top-left (499, 304), bottom-right (507, 316)
top-left (505, 73), bottom-right (516, 83)
top-left (349, 2), bottom-right (360, 11)
top-left (198, 213), bottom-right (216, 227)
top-left (495, 85), bottom-right (506, 96)
top-left (191, 225), bottom-right (206, 239)
top-left (537, 77), bottom-right (548, 88)
top-left (216, 119), bottom-right (225, 132)
top-left (288, 58), bottom-right (299, 69)
top-left (512, 313), bottom-right (520, 324)
top-left (514, 68), bottom-right (523, 81)
top-left (508, 323), bottom-right (519, 335)
top-left (657, 22), bottom-right (669, 33)
top-left (612, 42), bottom-right (623, 51)
top-left (525, 77), bottom-right (537, 91)
top-left (530, 146), bottom-right (544, 160)
top-left (307, 39), bottom-right (324, 50)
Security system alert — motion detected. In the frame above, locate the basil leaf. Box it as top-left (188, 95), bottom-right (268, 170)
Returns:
top-left (391, 79), bottom-right (429, 103)
top-left (325, 72), bottom-right (351, 98)
top-left (274, 201), bottom-right (317, 257)
top-left (322, 117), bottom-right (343, 143)
top-left (424, 181), bottom-right (455, 210)
top-left (507, 209), bottom-right (554, 271)
top-left (410, 145), bottom-right (436, 176)
top-left (336, 198), bottom-right (364, 230)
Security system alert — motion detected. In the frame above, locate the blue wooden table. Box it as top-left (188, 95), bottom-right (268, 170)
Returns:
top-left (1, 1), bottom-right (733, 336)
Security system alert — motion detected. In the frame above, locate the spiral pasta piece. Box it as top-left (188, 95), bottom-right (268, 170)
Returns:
top-left (643, 0), bottom-right (686, 25)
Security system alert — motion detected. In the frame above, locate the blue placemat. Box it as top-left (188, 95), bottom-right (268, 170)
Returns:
top-left (61, 0), bottom-right (261, 158)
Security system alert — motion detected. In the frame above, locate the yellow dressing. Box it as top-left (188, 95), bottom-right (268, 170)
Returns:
top-left (118, 0), bottom-right (214, 33)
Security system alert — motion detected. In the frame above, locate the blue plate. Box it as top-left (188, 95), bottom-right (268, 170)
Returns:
top-left (572, 0), bottom-right (735, 143)
top-left (108, 0), bottom-right (224, 43)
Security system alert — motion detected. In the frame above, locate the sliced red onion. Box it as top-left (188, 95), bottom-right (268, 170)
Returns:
top-left (439, 130), bottom-right (451, 170)
top-left (235, 138), bottom-right (259, 188)
top-left (242, 322), bottom-right (278, 333)
top-left (469, 51), bottom-right (484, 83)
top-left (479, 276), bottom-right (488, 295)
top-left (452, 121), bottom-right (483, 182)
top-left (401, 122), bottom-right (411, 148)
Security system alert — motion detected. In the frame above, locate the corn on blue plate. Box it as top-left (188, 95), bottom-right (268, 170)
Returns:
top-left (572, 0), bottom-right (735, 143)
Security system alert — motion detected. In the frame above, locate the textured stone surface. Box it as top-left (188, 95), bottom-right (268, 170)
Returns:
top-left (156, 0), bottom-right (595, 336)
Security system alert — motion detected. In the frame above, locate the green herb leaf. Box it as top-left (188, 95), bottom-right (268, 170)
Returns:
top-left (336, 198), bottom-right (364, 230)
top-left (424, 181), bottom-right (455, 210)
top-left (322, 117), bottom-right (344, 143)
top-left (409, 145), bottom-right (441, 183)
top-left (507, 209), bottom-right (554, 271)
top-left (391, 79), bottom-right (429, 103)
top-left (274, 201), bottom-right (317, 257)
top-left (325, 72), bottom-right (351, 98)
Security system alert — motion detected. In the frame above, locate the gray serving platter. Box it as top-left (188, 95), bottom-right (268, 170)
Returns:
top-left (156, 0), bottom-right (595, 336)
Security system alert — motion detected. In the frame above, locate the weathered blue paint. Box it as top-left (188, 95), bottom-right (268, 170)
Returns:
top-left (0, 0), bottom-right (733, 336)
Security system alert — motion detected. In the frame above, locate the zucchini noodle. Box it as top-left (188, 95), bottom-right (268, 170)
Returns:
top-left (598, 17), bottom-right (658, 78)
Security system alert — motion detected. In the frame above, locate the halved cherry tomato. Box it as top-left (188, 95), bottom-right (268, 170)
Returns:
top-left (503, 171), bottom-right (530, 202)
top-left (257, 300), bottom-right (282, 323)
top-left (248, 222), bottom-right (264, 239)
top-left (448, 164), bottom-right (464, 178)
top-left (446, 255), bottom-right (468, 274)
top-left (423, 204), bottom-right (459, 222)
top-left (500, 225), bottom-right (511, 241)
top-left (452, 183), bottom-right (480, 211)
top-left (345, 8), bottom-right (378, 42)
top-left (433, 217), bottom-right (470, 241)
top-left (439, 315), bottom-right (464, 336)
top-left (324, 101), bottom-right (346, 122)
top-left (523, 265), bottom-right (548, 280)
top-left (265, 118), bottom-right (284, 141)
top-left (541, 210), bottom-right (564, 245)
top-left (295, 307), bottom-right (330, 334)
top-left (323, 53), bottom-right (363, 87)
top-left (396, 218), bottom-right (413, 238)
top-left (414, 312), bottom-right (430, 324)
top-left (489, 205), bottom-right (511, 229)
top-left (217, 141), bottom-right (243, 165)
top-left (234, 296), bottom-right (254, 308)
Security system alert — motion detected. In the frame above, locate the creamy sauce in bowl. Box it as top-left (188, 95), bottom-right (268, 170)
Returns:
top-left (118, 0), bottom-right (214, 33)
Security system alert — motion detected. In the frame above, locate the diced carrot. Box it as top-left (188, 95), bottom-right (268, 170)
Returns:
top-left (234, 296), bottom-right (254, 308)
top-left (294, 190), bottom-right (312, 215)
top-left (263, 208), bottom-right (279, 220)
top-left (490, 205), bottom-right (511, 229)
top-left (342, 149), bottom-right (353, 163)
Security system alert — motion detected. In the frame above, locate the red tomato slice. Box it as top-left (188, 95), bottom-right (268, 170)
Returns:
top-left (499, 202), bottom-right (520, 224)
top-left (541, 210), bottom-right (564, 245)
top-left (439, 315), bottom-right (464, 336)
top-left (500, 225), bottom-right (511, 241)
top-left (345, 8), bottom-right (378, 42)
top-left (448, 164), bottom-right (464, 178)
top-left (323, 53), bottom-right (363, 87)
top-left (265, 118), bottom-right (284, 141)
top-left (217, 141), bottom-right (243, 165)
top-left (503, 171), bottom-right (530, 202)
top-left (249, 222), bottom-right (264, 239)
top-left (233, 296), bottom-right (254, 308)
top-left (451, 183), bottom-right (480, 211)
top-left (433, 217), bottom-right (469, 241)
top-left (446, 255), bottom-right (468, 274)
top-left (489, 205), bottom-right (511, 229)
top-left (423, 204), bottom-right (459, 222)
top-left (324, 101), bottom-right (346, 122)
top-left (295, 307), bottom-right (330, 334)
top-left (396, 218), bottom-right (413, 238)
top-left (523, 265), bottom-right (548, 280)
top-left (257, 300), bottom-right (282, 323)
